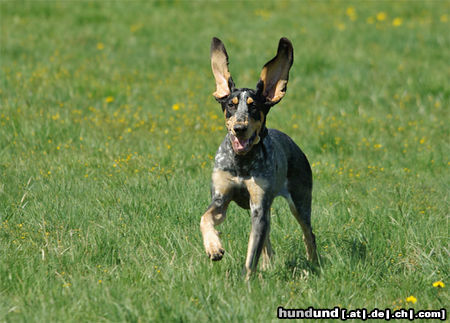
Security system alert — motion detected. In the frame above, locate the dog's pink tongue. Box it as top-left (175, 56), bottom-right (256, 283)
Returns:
top-left (232, 136), bottom-right (248, 151)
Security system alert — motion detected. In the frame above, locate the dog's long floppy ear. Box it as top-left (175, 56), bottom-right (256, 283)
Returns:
top-left (257, 37), bottom-right (293, 105)
top-left (211, 37), bottom-right (234, 99)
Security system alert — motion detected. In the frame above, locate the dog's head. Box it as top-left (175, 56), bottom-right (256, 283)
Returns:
top-left (210, 37), bottom-right (293, 155)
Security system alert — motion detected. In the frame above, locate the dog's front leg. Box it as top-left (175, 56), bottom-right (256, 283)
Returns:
top-left (244, 203), bottom-right (270, 280)
top-left (200, 195), bottom-right (230, 261)
top-left (244, 177), bottom-right (271, 280)
top-left (201, 170), bottom-right (234, 261)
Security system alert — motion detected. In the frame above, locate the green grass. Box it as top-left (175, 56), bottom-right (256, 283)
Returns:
top-left (1, 1), bottom-right (449, 321)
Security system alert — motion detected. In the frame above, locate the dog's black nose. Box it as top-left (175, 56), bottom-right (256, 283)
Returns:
top-left (233, 124), bottom-right (248, 135)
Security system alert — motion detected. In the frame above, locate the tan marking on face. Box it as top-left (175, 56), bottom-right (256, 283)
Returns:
top-left (225, 115), bottom-right (248, 135)
top-left (232, 96), bottom-right (239, 105)
top-left (248, 118), bottom-right (262, 143)
top-left (225, 115), bottom-right (236, 133)
top-left (246, 111), bottom-right (264, 145)
top-left (246, 97), bottom-right (254, 104)
top-left (225, 110), bottom-right (264, 154)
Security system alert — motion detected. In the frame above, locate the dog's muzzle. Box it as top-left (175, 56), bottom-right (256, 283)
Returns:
top-left (230, 131), bottom-right (257, 155)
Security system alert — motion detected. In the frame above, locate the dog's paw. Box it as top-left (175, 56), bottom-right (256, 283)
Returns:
top-left (204, 233), bottom-right (225, 261)
top-left (207, 247), bottom-right (225, 261)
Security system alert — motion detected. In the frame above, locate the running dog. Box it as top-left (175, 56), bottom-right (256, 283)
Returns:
top-left (200, 37), bottom-right (317, 279)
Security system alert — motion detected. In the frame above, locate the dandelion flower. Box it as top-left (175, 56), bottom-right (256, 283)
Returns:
top-left (172, 103), bottom-right (180, 111)
top-left (97, 42), bottom-right (105, 50)
top-left (346, 7), bottom-right (355, 17)
top-left (105, 96), bottom-right (114, 103)
top-left (406, 296), bottom-right (417, 304)
top-left (376, 12), bottom-right (387, 21)
top-left (392, 18), bottom-right (403, 27)
top-left (432, 281), bottom-right (445, 288)
top-left (346, 7), bottom-right (357, 21)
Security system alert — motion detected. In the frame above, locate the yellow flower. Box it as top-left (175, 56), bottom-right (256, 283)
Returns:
top-left (346, 7), bottom-right (355, 17)
top-left (172, 103), bottom-right (180, 111)
top-left (105, 96), bottom-right (114, 103)
top-left (432, 281), bottom-right (445, 288)
top-left (96, 42), bottom-right (104, 50)
top-left (346, 7), bottom-right (357, 21)
top-left (406, 295), bottom-right (417, 304)
top-left (392, 18), bottom-right (403, 27)
top-left (376, 12), bottom-right (387, 21)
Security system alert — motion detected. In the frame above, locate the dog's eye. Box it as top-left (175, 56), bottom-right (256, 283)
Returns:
top-left (227, 102), bottom-right (236, 111)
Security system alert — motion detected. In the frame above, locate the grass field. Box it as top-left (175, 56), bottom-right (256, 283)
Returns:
top-left (1, 1), bottom-right (449, 321)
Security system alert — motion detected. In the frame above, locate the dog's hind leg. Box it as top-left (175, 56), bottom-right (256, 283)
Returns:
top-left (286, 185), bottom-right (317, 263)
top-left (261, 234), bottom-right (274, 270)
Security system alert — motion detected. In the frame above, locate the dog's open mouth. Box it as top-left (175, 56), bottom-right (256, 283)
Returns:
top-left (230, 132), bottom-right (257, 154)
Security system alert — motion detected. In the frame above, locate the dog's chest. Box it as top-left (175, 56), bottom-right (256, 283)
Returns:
top-left (212, 135), bottom-right (287, 203)
top-left (214, 135), bottom-right (275, 176)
